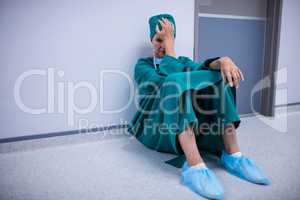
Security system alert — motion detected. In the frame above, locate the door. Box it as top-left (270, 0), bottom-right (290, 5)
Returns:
top-left (195, 0), bottom-right (268, 115)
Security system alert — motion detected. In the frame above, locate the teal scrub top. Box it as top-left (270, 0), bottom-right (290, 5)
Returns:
top-left (127, 54), bottom-right (241, 168)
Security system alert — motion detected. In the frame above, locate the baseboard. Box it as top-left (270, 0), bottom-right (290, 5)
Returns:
top-left (0, 124), bottom-right (128, 144)
top-left (2, 102), bottom-right (300, 144)
top-left (275, 102), bottom-right (300, 108)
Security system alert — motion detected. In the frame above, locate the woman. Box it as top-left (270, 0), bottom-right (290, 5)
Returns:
top-left (127, 14), bottom-right (270, 200)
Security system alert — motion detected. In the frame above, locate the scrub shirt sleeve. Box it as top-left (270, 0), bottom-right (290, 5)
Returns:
top-left (183, 57), bottom-right (222, 72)
top-left (134, 58), bottom-right (166, 88)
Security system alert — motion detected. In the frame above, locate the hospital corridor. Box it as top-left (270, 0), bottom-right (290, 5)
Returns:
top-left (0, 0), bottom-right (299, 199)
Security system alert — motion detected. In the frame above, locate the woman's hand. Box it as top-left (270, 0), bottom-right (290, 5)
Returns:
top-left (155, 18), bottom-right (176, 57)
top-left (218, 57), bottom-right (245, 88)
top-left (155, 18), bottom-right (175, 42)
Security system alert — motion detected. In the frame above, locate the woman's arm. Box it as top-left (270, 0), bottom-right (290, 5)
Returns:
top-left (154, 18), bottom-right (186, 75)
top-left (204, 57), bottom-right (221, 70)
top-left (209, 56), bottom-right (245, 88)
top-left (157, 18), bottom-right (176, 58)
top-left (134, 58), bottom-right (166, 88)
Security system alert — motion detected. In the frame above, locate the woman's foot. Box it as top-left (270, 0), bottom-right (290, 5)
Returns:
top-left (181, 161), bottom-right (224, 200)
top-left (220, 150), bottom-right (271, 185)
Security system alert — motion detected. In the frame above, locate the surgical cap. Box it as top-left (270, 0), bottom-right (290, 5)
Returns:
top-left (148, 13), bottom-right (176, 41)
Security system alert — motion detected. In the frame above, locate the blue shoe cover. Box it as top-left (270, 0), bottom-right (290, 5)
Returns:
top-left (220, 151), bottom-right (271, 185)
top-left (181, 161), bottom-right (224, 200)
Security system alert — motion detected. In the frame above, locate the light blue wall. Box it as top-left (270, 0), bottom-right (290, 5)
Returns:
top-left (0, 0), bottom-right (195, 139)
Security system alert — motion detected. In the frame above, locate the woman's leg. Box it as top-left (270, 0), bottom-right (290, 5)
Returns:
top-left (220, 123), bottom-right (271, 185)
top-left (179, 124), bottom-right (225, 199)
top-left (222, 123), bottom-right (241, 154)
top-left (178, 125), bottom-right (204, 166)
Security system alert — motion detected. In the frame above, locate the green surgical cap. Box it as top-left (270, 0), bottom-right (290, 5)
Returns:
top-left (148, 13), bottom-right (176, 41)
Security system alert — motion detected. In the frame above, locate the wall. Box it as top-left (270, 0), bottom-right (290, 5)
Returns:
top-left (0, 0), bottom-right (195, 139)
top-left (276, 0), bottom-right (300, 105)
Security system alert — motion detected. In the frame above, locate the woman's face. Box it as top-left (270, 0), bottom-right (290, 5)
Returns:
top-left (151, 34), bottom-right (165, 58)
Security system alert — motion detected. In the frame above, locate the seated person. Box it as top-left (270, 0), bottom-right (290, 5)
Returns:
top-left (127, 13), bottom-right (270, 200)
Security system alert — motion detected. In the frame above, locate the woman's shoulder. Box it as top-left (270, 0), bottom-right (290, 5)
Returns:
top-left (134, 57), bottom-right (154, 72)
top-left (135, 55), bottom-right (193, 66)
top-left (177, 56), bottom-right (195, 65)
top-left (136, 56), bottom-right (153, 65)
top-left (177, 55), bottom-right (193, 61)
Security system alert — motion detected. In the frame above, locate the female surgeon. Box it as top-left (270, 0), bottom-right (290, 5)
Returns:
top-left (127, 14), bottom-right (270, 200)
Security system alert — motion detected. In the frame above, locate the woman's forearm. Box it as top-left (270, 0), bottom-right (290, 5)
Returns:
top-left (209, 57), bottom-right (229, 69)
top-left (164, 38), bottom-right (176, 58)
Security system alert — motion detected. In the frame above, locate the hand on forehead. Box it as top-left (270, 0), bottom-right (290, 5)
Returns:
top-left (156, 18), bottom-right (175, 31)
